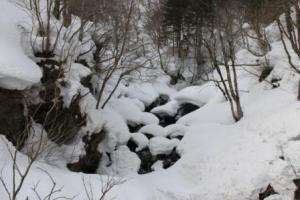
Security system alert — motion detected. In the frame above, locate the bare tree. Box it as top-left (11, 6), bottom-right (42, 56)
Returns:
top-left (83, 176), bottom-right (125, 200)
top-left (202, 0), bottom-right (244, 122)
top-left (276, 0), bottom-right (300, 99)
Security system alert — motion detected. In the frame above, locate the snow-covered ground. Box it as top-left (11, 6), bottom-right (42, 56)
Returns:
top-left (2, 0), bottom-right (300, 200)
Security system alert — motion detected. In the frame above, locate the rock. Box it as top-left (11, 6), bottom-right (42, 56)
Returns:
top-left (259, 184), bottom-right (277, 200)
top-left (145, 94), bottom-right (169, 112)
top-left (162, 148), bottom-right (180, 169)
top-left (30, 94), bottom-right (86, 144)
top-left (294, 179), bottom-right (300, 200)
top-left (259, 67), bottom-right (273, 82)
top-left (128, 123), bottom-right (144, 133)
top-left (176, 103), bottom-right (199, 119)
top-left (127, 139), bottom-right (138, 152)
top-left (0, 88), bottom-right (27, 148)
top-left (67, 130), bottom-right (105, 174)
top-left (156, 114), bottom-right (177, 127)
top-left (137, 147), bottom-right (155, 174)
top-left (80, 74), bottom-right (94, 94)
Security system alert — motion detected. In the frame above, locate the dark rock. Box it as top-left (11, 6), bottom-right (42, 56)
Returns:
top-left (176, 103), bottom-right (199, 119)
top-left (167, 135), bottom-right (184, 140)
top-left (38, 59), bottom-right (63, 84)
top-left (259, 67), bottom-right (273, 82)
top-left (259, 184), bottom-right (277, 200)
top-left (144, 133), bottom-right (154, 140)
top-left (67, 130), bottom-right (105, 174)
top-left (271, 78), bottom-right (281, 89)
top-left (162, 148), bottom-right (181, 169)
top-left (294, 179), bottom-right (300, 200)
top-left (30, 60), bottom-right (86, 144)
top-left (137, 147), bottom-right (181, 174)
top-left (127, 139), bottom-right (138, 152)
top-left (80, 74), bottom-right (94, 94)
top-left (128, 123), bottom-right (144, 133)
top-left (137, 148), bottom-right (155, 174)
top-left (30, 94), bottom-right (86, 144)
top-left (37, 59), bottom-right (63, 102)
top-left (0, 88), bottom-right (28, 148)
top-left (145, 94), bottom-right (169, 112)
top-left (156, 114), bottom-right (177, 127)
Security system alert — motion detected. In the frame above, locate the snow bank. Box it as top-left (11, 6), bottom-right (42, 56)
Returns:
top-left (0, 0), bottom-right (42, 90)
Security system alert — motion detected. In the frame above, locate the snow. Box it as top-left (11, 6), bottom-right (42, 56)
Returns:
top-left (99, 145), bottom-right (141, 176)
top-left (130, 133), bottom-right (149, 151)
top-left (140, 124), bottom-right (166, 137)
top-left (149, 137), bottom-right (178, 156)
top-left (151, 100), bottom-right (179, 117)
top-left (0, 0), bottom-right (42, 90)
top-left (165, 124), bottom-right (187, 138)
top-left (108, 97), bottom-right (159, 126)
top-left (151, 160), bottom-right (164, 171)
top-left (61, 63), bottom-right (91, 106)
top-left (3, 1), bottom-right (300, 200)
top-left (174, 84), bottom-right (219, 106)
top-left (124, 83), bottom-right (160, 106)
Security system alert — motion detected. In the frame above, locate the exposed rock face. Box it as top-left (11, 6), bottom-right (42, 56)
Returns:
top-left (30, 94), bottom-right (86, 144)
top-left (30, 59), bottom-right (86, 144)
top-left (67, 130), bottom-right (106, 174)
top-left (0, 88), bottom-right (27, 148)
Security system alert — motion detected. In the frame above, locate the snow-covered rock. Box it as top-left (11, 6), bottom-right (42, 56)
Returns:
top-left (130, 133), bottom-right (149, 151)
top-left (140, 124), bottom-right (166, 137)
top-left (165, 124), bottom-right (187, 138)
top-left (149, 137), bottom-right (178, 156)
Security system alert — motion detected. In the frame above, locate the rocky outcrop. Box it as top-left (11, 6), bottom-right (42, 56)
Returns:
top-left (30, 59), bottom-right (86, 144)
top-left (0, 88), bottom-right (27, 148)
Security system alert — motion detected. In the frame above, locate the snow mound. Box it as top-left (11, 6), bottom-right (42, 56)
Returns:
top-left (174, 84), bottom-right (218, 106)
top-left (100, 146), bottom-right (141, 176)
top-left (140, 124), bottom-right (166, 137)
top-left (131, 133), bottom-right (149, 151)
top-left (0, 0), bottom-right (42, 90)
top-left (165, 124), bottom-right (187, 138)
top-left (124, 83), bottom-right (159, 106)
top-left (109, 97), bottom-right (159, 126)
top-left (151, 100), bottom-right (179, 117)
top-left (149, 137), bottom-right (178, 156)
